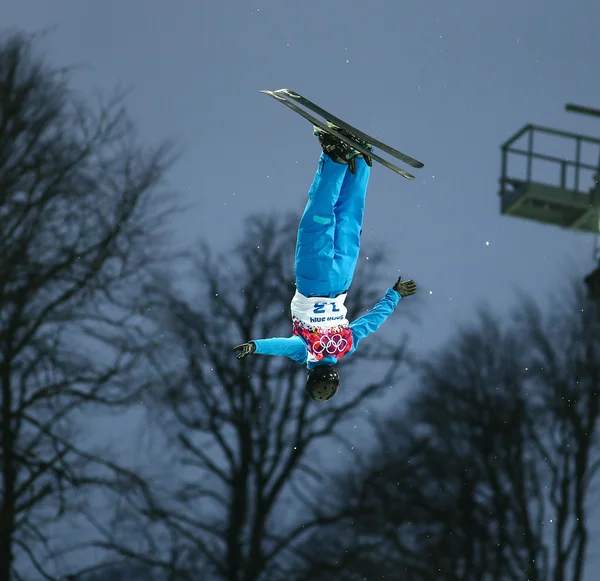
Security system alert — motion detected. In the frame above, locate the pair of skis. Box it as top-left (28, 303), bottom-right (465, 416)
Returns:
top-left (260, 88), bottom-right (424, 180)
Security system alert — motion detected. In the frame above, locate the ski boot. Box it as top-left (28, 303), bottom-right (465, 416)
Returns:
top-left (314, 123), bottom-right (373, 174)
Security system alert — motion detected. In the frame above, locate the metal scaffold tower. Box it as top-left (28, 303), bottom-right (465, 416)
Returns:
top-left (498, 103), bottom-right (600, 298)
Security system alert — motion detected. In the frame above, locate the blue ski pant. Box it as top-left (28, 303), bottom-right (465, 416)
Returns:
top-left (295, 153), bottom-right (370, 298)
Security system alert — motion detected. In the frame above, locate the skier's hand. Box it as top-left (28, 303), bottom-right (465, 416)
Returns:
top-left (233, 341), bottom-right (256, 360)
top-left (393, 276), bottom-right (417, 298)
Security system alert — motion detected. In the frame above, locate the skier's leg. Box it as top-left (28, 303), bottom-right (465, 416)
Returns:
top-left (332, 156), bottom-right (371, 292)
top-left (295, 154), bottom-right (348, 297)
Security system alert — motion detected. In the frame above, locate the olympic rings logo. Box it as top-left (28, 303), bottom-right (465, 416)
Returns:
top-left (313, 334), bottom-right (348, 355)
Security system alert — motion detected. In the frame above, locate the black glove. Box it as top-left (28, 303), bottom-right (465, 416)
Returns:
top-left (233, 341), bottom-right (256, 360)
top-left (393, 276), bottom-right (417, 297)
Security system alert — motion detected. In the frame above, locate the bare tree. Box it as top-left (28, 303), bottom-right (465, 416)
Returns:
top-left (89, 211), bottom-right (410, 581)
top-left (517, 286), bottom-right (600, 581)
top-left (0, 30), bottom-right (177, 581)
top-left (293, 285), bottom-right (600, 581)
top-left (400, 311), bottom-right (548, 581)
top-left (284, 424), bottom-right (434, 581)
top-left (290, 310), bottom-right (546, 581)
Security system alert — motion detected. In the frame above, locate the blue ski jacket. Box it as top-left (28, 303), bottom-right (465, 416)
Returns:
top-left (251, 288), bottom-right (401, 368)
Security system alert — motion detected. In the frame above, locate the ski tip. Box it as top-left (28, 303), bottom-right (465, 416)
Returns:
top-left (261, 90), bottom-right (287, 102)
top-left (260, 90), bottom-right (282, 99)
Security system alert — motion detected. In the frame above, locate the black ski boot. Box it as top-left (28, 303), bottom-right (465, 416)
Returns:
top-left (314, 123), bottom-right (373, 174)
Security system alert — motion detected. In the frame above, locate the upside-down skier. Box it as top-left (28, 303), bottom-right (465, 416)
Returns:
top-left (233, 127), bottom-right (417, 402)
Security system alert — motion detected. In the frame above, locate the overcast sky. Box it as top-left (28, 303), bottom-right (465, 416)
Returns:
top-left (4, 0), bottom-right (600, 578)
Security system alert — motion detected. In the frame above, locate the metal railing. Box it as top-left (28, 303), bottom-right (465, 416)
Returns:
top-left (500, 124), bottom-right (600, 195)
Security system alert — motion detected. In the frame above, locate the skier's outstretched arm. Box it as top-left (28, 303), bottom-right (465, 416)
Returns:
top-left (350, 277), bottom-right (417, 347)
top-left (233, 336), bottom-right (308, 364)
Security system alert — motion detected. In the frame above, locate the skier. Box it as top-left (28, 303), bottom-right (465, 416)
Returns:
top-left (233, 127), bottom-right (417, 402)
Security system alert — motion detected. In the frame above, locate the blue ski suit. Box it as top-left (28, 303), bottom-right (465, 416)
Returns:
top-left (252, 153), bottom-right (403, 369)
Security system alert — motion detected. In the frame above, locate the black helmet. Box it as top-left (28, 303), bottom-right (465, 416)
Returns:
top-left (305, 365), bottom-right (340, 402)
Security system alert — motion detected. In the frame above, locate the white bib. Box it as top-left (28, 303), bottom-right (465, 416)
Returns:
top-left (290, 290), bottom-right (352, 362)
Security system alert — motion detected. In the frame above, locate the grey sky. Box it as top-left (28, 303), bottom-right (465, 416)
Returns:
top-left (7, 0), bottom-right (599, 348)
top-left (4, 0), bottom-right (600, 577)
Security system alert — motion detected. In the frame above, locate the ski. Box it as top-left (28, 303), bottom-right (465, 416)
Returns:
top-left (261, 90), bottom-right (417, 180)
top-left (271, 88), bottom-right (424, 169)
